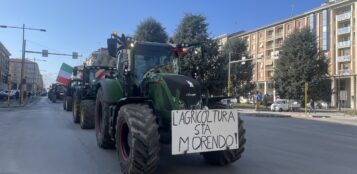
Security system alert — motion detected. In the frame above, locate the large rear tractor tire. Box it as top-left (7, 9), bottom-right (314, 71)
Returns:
top-left (116, 104), bottom-right (160, 174)
top-left (201, 117), bottom-right (246, 166)
top-left (72, 94), bottom-right (80, 123)
top-left (66, 96), bottom-right (73, 112)
top-left (80, 100), bottom-right (95, 129)
top-left (95, 87), bottom-right (115, 149)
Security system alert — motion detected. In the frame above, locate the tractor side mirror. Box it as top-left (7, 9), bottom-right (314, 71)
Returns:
top-left (107, 38), bottom-right (118, 57)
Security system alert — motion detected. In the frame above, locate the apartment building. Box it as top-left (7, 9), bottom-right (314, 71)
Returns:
top-left (0, 42), bottom-right (11, 90)
top-left (217, 0), bottom-right (357, 109)
top-left (9, 59), bottom-right (44, 92)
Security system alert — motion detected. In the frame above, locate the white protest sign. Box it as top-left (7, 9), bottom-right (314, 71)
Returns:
top-left (171, 109), bottom-right (239, 155)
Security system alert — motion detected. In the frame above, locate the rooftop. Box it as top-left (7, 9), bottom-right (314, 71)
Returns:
top-left (0, 41), bottom-right (11, 56)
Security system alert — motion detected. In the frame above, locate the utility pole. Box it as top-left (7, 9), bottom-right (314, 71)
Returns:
top-left (20, 24), bottom-right (26, 104)
top-left (7, 74), bottom-right (11, 107)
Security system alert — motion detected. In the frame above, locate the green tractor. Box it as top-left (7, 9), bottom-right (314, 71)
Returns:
top-left (94, 33), bottom-right (246, 173)
top-left (63, 78), bottom-right (82, 111)
top-left (72, 66), bottom-right (116, 129)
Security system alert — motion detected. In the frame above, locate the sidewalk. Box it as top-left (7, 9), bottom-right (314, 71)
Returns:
top-left (0, 97), bottom-right (39, 108)
top-left (238, 108), bottom-right (357, 126)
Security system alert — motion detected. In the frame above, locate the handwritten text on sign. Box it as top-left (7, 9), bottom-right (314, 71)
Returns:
top-left (171, 109), bottom-right (239, 155)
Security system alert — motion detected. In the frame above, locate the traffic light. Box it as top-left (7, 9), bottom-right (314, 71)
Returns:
top-left (72, 52), bottom-right (78, 59)
top-left (42, 50), bottom-right (48, 57)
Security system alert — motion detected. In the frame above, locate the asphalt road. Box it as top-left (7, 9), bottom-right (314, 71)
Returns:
top-left (0, 97), bottom-right (357, 174)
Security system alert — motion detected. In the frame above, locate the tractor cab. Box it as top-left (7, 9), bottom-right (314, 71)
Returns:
top-left (116, 41), bottom-right (178, 84)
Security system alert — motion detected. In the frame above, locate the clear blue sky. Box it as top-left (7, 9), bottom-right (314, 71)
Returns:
top-left (0, 0), bottom-right (324, 88)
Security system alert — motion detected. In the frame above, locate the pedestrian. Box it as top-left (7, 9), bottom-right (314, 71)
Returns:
top-left (309, 99), bottom-right (315, 113)
top-left (255, 92), bottom-right (262, 110)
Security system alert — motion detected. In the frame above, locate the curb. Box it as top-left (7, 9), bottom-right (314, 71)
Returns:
top-left (242, 112), bottom-right (292, 118)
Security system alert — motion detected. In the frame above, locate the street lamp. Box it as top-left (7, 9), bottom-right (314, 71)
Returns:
top-left (0, 24), bottom-right (46, 105)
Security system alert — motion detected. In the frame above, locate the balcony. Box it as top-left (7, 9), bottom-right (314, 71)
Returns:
top-left (337, 40), bottom-right (351, 48)
top-left (336, 12), bottom-right (351, 22)
top-left (275, 33), bottom-right (283, 38)
top-left (266, 34), bottom-right (274, 40)
top-left (337, 26), bottom-right (351, 35)
top-left (337, 55), bottom-right (351, 63)
top-left (339, 69), bottom-right (351, 76)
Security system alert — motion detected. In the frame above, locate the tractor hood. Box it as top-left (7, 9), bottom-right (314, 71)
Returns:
top-left (161, 74), bottom-right (201, 109)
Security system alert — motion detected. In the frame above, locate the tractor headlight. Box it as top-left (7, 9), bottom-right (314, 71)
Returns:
top-left (173, 97), bottom-right (185, 109)
top-left (193, 100), bottom-right (202, 109)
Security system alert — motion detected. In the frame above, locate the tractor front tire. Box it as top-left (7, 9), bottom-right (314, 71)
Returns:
top-left (80, 100), bottom-right (95, 129)
top-left (201, 117), bottom-right (246, 166)
top-left (116, 104), bottom-right (160, 174)
top-left (95, 87), bottom-right (115, 149)
top-left (72, 94), bottom-right (80, 123)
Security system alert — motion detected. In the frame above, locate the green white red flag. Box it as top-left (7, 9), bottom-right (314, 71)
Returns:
top-left (95, 69), bottom-right (106, 80)
top-left (56, 63), bottom-right (73, 85)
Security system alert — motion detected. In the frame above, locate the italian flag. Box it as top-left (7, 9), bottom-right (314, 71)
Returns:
top-left (95, 69), bottom-right (106, 80)
top-left (56, 63), bottom-right (73, 85)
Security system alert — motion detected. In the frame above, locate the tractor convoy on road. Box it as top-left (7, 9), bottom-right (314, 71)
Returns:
top-left (52, 32), bottom-right (246, 174)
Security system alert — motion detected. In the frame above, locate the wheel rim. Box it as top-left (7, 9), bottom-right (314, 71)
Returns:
top-left (120, 123), bottom-right (130, 160)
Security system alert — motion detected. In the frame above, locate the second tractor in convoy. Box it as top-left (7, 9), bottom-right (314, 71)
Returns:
top-left (71, 66), bottom-right (116, 129)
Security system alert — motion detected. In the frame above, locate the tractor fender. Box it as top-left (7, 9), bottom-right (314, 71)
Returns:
top-left (96, 79), bottom-right (123, 104)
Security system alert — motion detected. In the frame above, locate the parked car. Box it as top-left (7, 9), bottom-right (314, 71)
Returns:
top-left (0, 90), bottom-right (8, 100)
top-left (220, 98), bottom-right (233, 108)
top-left (0, 90), bottom-right (18, 99)
top-left (271, 99), bottom-right (300, 112)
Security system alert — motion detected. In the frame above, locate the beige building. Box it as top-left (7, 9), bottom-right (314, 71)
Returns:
top-left (0, 42), bottom-right (11, 90)
top-left (84, 48), bottom-right (115, 67)
top-left (9, 59), bottom-right (44, 92)
top-left (217, 0), bottom-right (357, 109)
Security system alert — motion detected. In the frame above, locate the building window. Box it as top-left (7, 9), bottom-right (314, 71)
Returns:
top-left (309, 13), bottom-right (315, 31)
top-left (259, 83), bottom-right (264, 90)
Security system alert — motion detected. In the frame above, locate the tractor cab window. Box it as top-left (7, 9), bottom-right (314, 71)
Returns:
top-left (89, 71), bottom-right (96, 85)
top-left (133, 45), bottom-right (174, 81)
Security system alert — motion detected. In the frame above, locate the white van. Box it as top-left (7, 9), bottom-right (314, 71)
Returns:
top-left (270, 99), bottom-right (300, 112)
